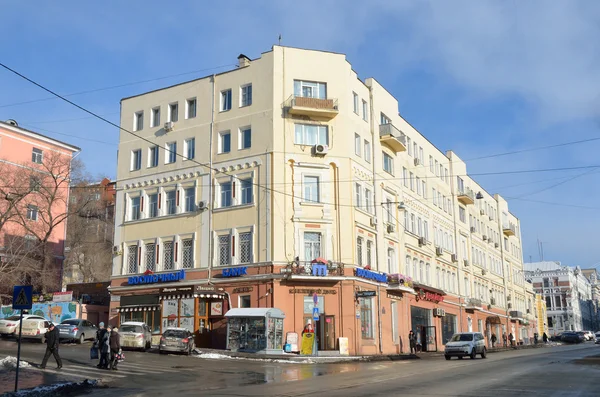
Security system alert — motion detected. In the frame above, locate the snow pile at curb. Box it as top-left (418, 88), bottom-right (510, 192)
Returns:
top-left (2, 379), bottom-right (99, 397)
top-left (196, 352), bottom-right (314, 364)
top-left (0, 356), bottom-right (31, 370)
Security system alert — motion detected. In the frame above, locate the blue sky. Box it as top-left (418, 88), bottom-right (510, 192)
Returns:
top-left (1, 1), bottom-right (599, 267)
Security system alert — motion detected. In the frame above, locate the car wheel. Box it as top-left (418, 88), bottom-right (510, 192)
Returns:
top-left (470, 348), bottom-right (477, 359)
top-left (481, 347), bottom-right (487, 359)
top-left (445, 355), bottom-right (451, 360)
top-left (458, 356), bottom-right (463, 360)
top-left (77, 334), bottom-right (84, 344)
top-left (40, 336), bottom-right (46, 344)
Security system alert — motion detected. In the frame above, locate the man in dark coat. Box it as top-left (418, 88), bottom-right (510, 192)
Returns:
top-left (109, 326), bottom-right (121, 370)
top-left (40, 323), bottom-right (62, 369)
top-left (98, 324), bottom-right (111, 369)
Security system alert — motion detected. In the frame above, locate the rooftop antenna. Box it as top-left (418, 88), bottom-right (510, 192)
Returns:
top-left (278, 34), bottom-right (282, 45)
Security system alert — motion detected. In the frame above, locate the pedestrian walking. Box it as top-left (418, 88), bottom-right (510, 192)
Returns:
top-left (109, 326), bottom-right (121, 371)
top-left (543, 332), bottom-right (548, 343)
top-left (94, 322), bottom-right (106, 368)
top-left (491, 333), bottom-right (497, 348)
top-left (408, 330), bottom-right (417, 354)
top-left (99, 324), bottom-right (111, 369)
top-left (508, 332), bottom-right (514, 347)
top-left (534, 333), bottom-right (538, 344)
top-left (502, 332), bottom-right (508, 347)
top-left (40, 323), bottom-right (62, 369)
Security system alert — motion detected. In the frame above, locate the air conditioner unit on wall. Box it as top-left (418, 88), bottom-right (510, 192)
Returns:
top-left (387, 224), bottom-right (395, 233)
top-left (414, 158), bottom-right (421, 166)
top-left (482, 269), bottom-right (487, 275)
top-left (112, 245), bottom-right (121, 255)
top-left (418, 237), bottom-right (426, 246)
top-left (197, 201), bottom-right (208, 211)
top-left (164, 121), bottom-right (175, 132)
top-left (508, 303), bottom-right (512, 309)
top-left (490, 298), bottom-right (496, 305)
top-left (463, 259), bottom-right (469, 267)
top-left (436, 247), bottom-right (443, 256)
top-left (313, 144), bottom-right (329, 156)
top-left (483, 235), bottom-right (488, 241)
top-left (370, 216), bottom-right (378, 227)
top-left (451, 254), bottom-right (458, 263)
top-left (480, 209), bottom-right (485, 215)
top-left (470, 227), bottom-right (476, 233)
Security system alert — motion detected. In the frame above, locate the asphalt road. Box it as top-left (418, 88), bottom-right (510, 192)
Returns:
top-left (1, 339), bottom-right (600, 396)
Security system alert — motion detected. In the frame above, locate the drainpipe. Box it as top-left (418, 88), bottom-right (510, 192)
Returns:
top-left (207, 74), bottom-right (216, 282)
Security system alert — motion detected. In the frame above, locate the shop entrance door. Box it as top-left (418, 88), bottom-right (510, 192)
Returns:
top-left (423, 325), bottom-right (437, 352)
top-left (318, 315), bottom-right (336, 350)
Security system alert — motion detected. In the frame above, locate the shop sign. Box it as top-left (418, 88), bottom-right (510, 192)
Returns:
top-left (415, 289), bottom-right (444, 303)
top-left (127, 269), bottom-right (186, 285)
top-left (222, 267), bottom-right (248, 277)
top-left (356, 290), bottom-right (377, 298)
top-left (232, 287), bottom-right (253, 294)
top-left (160, 286), bottom-right (194, 294)
top-left (289, 288), bottom-right (337, 295)
top-left (196, 286), bottom-right (216, 292)
top-left (110, 295), bottom-right (121, 302)
top-left (211, 301), bottom-right (223, 316)
top-left (355, 268), bottom-right (387, 283)
top-left (387, 293), bottom-right (403, 301)
top-left (52, 291), bottom-right (73, 302)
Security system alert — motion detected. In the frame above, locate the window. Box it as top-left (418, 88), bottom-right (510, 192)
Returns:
top-left (163, 241), bottom-right (174, 270)
top-left (165, 142), bottom-right (176, 164)
top-left (148, 194), bottom-right (158, 218)
top-left (220, 181), bottom-right (232, 207)
top-left (416, 177), bottom-right (421, 195)
top-left (182, 239), bottom-right (193, 269)
top-left (385, 198), bottom-right (393, 223)
top-left (355, 183), bottom-right (362, 208)
top-left (365, 188), bottom-right (372, 213)
top-left (364, 140), bottom-right (371, 163)
top-left (218, 234), bottom-right (231, 266)
top-left (219, 131), bottom-right (231, 153)
top-left (240, 84), bottom-right (252, 107)
top-left (26, 205), bottom-right (38, 221)
top-left (31, 148), bottom-right (43, 164)
top-left (151, 107), bottom-right (160, 127)
top-left (429, 155), bottom-right (434, 173)
top-left (241, 179), bottom-right (253, 204)
top-left (459, 207), bottom-right (466, 223)
top-left (127, 245), bottom-right (138, 274)
top-left (355, 133), bottom-right (361, 157)
top-left (221, 89), bottom-right (232, 111)
top-left (419, 147), bottom-right (424, 164)
top-left (294, 80), bottom-right (326, 99)
top-left (148, 146), bottom-right (159, 167)
top-left (360, 297), bottom-right (374, 339)
top-left (29, 176), bottom-right (41, 192)
top-left (435, 160), bottom-right (439, 176)
top-left (184, 187), bottom-right (195, 212)
top-left (130, 197), bottom-right (141, 221)
top-left (380, 112), bottom-right (391, 125)
top-left (366, 240), bottom-right (373, 267)
top-left (387, 248), bottom-right (397, 273)
top-left (424, 220), bottom-right (429, 241)
top-left (169, 102), bottom-right (178, 122)
top-left (131, 149), bottom-right (142, 171)
top-left (239, 231), bottom-right (253, 263)
top-left (184, 138), bottom-right (195, 160)
top-left (134, 111), bottom-right (144, 131)
top-left (294, 124), bottom-right (328, 145)
top-left (303, 175), bottom-right (320, 203)
top-left (145, 243), bottom-right (155, 272)
top-left (353, 92), bottom-right (359, 114)
top-left (186, 98), bottom-right (197, 119)
top-left (234, 294), bottom-right (251, 310)
top-left (422, 180), bottom-right (427, 198)
top-left (403, 167), bottom-right (408, 187)
top-left (383, 153), bottom-right (394, 174)
top-left (304, 232), bottom-right (321, 260)
top-left (357, 237), bottom-right (363, 266)
top-left (409, 172), bottom-right (415, 191)
top-left (166, 191), bottom-right (177, 215)
top-left (240, 127), bottom-right (251, 149)
top-left (407, 137), bottom-right (412, 156)
top-left (433, 188), bottom-right (437, 206)
top-left (362, 100), bottom-right (368, 121)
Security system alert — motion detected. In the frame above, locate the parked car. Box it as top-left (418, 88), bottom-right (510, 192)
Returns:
top-left (0, 315), bottom-right (46, 337)
top-left (20, 319), bottom-right (53, 343)
top-left (119, 322), bottom-right (152, 351)
top-left (582, 331), bottom-right (595, 341)
top-left (549, 333), bottom-right (563, 342)
top-left (159, 328), bottom-right (195, 355)
top-left (56, 319), bottom-right (97, 344)
top-left (594, 332), bottom-right (600, 344)
top-left (561, 332), bottom-right (585, 344)
top-left (444, 332), bottom-right (487, 360)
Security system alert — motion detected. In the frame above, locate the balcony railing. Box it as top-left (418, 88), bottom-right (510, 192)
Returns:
top-left (509, 310), bottom-right (524, 319)
top-left (503, 223), bottom-right (517, 236)
top-left (457, 188), bottom-right (475, 205)
top-left (285, 95), bottom-right (339, 119)
top-left (379, 124), bottom-right (407, 153)
top-left (465, 298), bottom-right (483, 310)
top-left (282, 261), bottom-right (344, 277)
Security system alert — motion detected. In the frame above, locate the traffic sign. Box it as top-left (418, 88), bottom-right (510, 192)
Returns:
top-left (12, 286), bottom-right (32, 310)
top-left (313, 292), bottom-right (318, 305)
top-left (313, 307), bottom-right (319, 321)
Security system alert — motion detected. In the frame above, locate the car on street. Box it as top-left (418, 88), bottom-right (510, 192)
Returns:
top-left (0, 315), bottom-right (46, 337)
top-left (119, 322), bottom-right (152, 351)
top-left (582, 331), bottom-right (594, 341)
top-left (159, 328), bottom-right (195, 355)
top-left (444, 332), bottom-right (487, 360)
top-left (595, 332), bottom-right (600, 344)
top-left (560, 332), bottom-right (585, 344)
top-left (20, 319), bottom-right (53, 343)
top-left (56, 318), bottom-right (97, 344)
top-left (549, 333), bottom-right (563, 342)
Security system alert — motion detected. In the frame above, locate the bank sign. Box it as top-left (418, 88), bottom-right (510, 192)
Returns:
top-left (355, 268), bottom-right (387, 283)
top-left (128, 269), bottom-right (186, 285)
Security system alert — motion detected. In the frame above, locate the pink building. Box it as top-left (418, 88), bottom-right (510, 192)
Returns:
top-left (0, 119), bottom-right (80, 295)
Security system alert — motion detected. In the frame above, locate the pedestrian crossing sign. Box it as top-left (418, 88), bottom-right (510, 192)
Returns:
top-left (13, 285), bottom-right (33, 310)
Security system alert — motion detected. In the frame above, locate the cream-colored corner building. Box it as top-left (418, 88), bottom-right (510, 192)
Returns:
top-left (109, 46), bottom-right (535, 355)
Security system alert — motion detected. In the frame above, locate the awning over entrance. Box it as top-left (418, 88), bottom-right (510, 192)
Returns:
top-left (486, 315), bottom-right (502, 325)
top-left (117, 304), bottom-right (160, 313)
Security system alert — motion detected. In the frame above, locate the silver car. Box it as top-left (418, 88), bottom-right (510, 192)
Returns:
top-left (119, 322), bottom-right (152, 351)
top-left (56, 319), bottom-right (97, 344)
top-left (0, 315), bottom-right (46, 337)
top-left (444, 332), bottom-right (487, 360)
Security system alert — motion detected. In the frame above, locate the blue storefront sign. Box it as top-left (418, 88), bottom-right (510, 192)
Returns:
top-left (355, 268), bottom-right (387, 283)
top-left (222, 267), bottom-right (248, 277)
top-left (128, 269), bottom-right (186, 285)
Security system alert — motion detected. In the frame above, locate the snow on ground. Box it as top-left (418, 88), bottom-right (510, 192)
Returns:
top-left (3, 379), bottom-right (98, 397)
top-left (195, 352), bottom-right (315, 364)
top-left (0, 356), bottom-right (31, 370)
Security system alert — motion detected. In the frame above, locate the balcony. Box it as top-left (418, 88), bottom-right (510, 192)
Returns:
top-left (465, 298), bottom-right (483, 310)
top-left (285, 95), bottom-right (339, 119)
top-left (379, 124), bottom-right (407, 153)
top-left (509, 310), bottom-right (524, 319)
top-left (457, 188), bottom-right (475, 205)
top-left (281, 260), bottom-right (344, 278)
top-left (503, 223), bottom-right (516, 236)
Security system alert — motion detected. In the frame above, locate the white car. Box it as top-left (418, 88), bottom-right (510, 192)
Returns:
top-left (444, 332), bottom-right (487, 360)
top-left (582, 331), bottom-right (594, 341)
top-left (594, 332), bottom-right (600, 344)
top-left (0, 315), bottom-right (46, 337)
top-left (20, 319), bottom-right (53, 343)
top-left (119, 322), bottom-right (152, 351)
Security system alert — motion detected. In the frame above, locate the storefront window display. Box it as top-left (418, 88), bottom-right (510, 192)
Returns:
top-left (179, 298), bottom-right (195, 332)
top-left (225, 308), bottom-right (285, 354)
top-left (441, 314), bottom-right (456, 345)
top-left (360, 297), bottom-right (374, 339)
top-left (162, 299), bottom-right (179, 330)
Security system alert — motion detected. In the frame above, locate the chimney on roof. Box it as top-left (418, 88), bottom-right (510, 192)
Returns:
top-left (237, 54), bottom-right (251, 68)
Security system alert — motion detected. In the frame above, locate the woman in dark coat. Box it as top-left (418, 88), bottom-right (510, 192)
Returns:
top-left (109, 326), bottom-right (121, 370)
top-left (99, 325), bottom-right (111, 369)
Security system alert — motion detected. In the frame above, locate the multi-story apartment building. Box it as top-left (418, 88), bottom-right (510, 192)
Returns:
top-left (525, 261), bottom-right (594, 334)
top-left (0, 119), bottom-right (80, 298)
top-left (581, 268), bottom-right (600, 330)
top-left (109, 46), bottom-right (534, 354)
